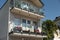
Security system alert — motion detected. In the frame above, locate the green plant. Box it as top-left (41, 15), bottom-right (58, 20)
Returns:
top-left (42, 20), bottom-right (58, 40)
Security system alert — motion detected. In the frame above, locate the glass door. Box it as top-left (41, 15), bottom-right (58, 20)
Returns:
top-left (26, 20), bottom-right (31, 31)
top-left (13, 18), bottom-right (21, 27)
top-left (22, 19), bottom-right (26, 31)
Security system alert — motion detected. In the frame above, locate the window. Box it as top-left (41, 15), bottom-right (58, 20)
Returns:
top-left (22, 19), bottom-right (26, 27)
top-left (27, 20), bottom-right (30, 24)
top-left (29, 8), bottom-right (34, 12)
top-left (15, 0), bottom-right (19, 8)
top-left (10, 0), bottom-right (14, 7)
top-left (22, 19), bottom-right (31, 28)
top-left (33, 21), bottom-right (38, 29)
top-left (26, 20), bottom-right (31, 28)
top-left (29, 4), bottom-right (35, 12)
top-left (33, 21), bottom-right (37, 25)
top-left (22, 19), bottom-right (26, 23)
top-left (13, 18), bottom-right (20, 25)
top-left (21, 2), bottom-right (29, 10)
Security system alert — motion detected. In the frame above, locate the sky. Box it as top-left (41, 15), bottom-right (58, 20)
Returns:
top-left (0, 0), bottom-right (7, 9)
top-left (42, 0), bottom-right (60, 20)
top-left (0, 0), bottom-right (60, 20)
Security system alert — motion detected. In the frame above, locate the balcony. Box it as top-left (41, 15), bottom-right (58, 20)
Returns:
top-left (9, 27), bottom-right (47, 38)
top-left (10, 0), bottom-right (44, 19)
top-left (9, 20), bottom-right (42, 35)
top-left (9, 18), bottom-right (42, 35)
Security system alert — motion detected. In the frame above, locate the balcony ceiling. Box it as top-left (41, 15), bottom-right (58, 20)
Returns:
top-left (28, 0), bottom-right (43, 8)
top-left (11, 7), bottom-right (44, 20)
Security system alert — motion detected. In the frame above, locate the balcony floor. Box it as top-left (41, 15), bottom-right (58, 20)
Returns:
top-left (9, 33), bottom-right (47, 40)
top-left (10, 7), bottom-right (44, 20)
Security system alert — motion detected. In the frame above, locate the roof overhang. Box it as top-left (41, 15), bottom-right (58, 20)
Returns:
top-left (29, 0), bottom-right (43, 8)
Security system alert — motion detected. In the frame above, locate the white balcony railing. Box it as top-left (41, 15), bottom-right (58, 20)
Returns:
top-left (10, 0), bottom-right (44, 16)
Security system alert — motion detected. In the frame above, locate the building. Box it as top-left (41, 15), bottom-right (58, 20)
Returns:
top-left (9, 0), bottom-right (46, 40)
top-left (54, 16), bottom-right (60, 28)
top-left (0, 0), bottom-right (9, 40)
top-left (54, 16), bottom-right (60, 40)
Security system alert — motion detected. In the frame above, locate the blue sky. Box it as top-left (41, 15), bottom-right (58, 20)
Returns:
top-left (0, 0), bottom-right (7, 9)
top-left (0, 0), bottom-right (60, 20)
top-left (42, 0), bottom-right (60, 20)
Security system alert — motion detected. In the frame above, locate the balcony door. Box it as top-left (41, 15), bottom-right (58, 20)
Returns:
top-left (22, 19), bottom-right (31, 31)
top-left (33, 21), bottom-right (38, 30)
top-left (13, 18), bottom-right (21, 27)
top-left (22, 19), bottom-right (26, 31)
top-left (26, 20), bottom-right (31, 31)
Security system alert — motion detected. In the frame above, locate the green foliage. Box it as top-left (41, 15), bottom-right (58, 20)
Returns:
top-left (42, 20), bottom-right (58, 40)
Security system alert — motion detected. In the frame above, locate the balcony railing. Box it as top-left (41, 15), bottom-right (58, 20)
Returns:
top-left (9, 26), bottom-right (42, 35)
top-left (10, 0), bottom-right (44, 16)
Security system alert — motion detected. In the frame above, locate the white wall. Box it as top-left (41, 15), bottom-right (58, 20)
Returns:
top-left (0, 0), bottom-right (9, 40)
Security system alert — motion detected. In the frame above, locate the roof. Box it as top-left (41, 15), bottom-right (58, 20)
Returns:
top-left (54, 16), bottom-right (60, 21)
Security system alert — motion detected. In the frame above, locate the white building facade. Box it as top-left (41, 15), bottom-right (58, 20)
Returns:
top-left (9, 0), bottom-right (46, 40)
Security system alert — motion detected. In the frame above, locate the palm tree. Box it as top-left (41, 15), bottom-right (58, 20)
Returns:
top-left (42, 20), bottom-right (58, 40)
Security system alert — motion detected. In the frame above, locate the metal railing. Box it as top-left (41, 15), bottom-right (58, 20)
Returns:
top-left (10, 0), bottom-right (44, 16)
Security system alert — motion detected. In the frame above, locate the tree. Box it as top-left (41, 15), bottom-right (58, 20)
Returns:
top-left (42, 20), bottom-right (58, 40)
